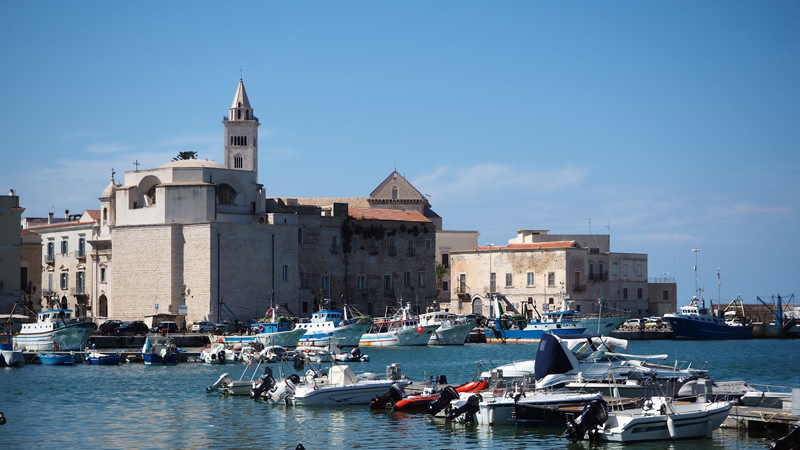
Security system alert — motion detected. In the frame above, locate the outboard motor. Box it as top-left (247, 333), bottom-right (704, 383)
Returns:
top-left (217, 348), bottom-right (226, 364)
top-left (428, 386), bottom-right (459, 416)
top-left (251, 366), bottom-right (276, 400)
top-left (293, 354), bottom-right (306, 371)
top-left (370, 383), bottom-right (406, 410)
top-left (445, 393), bottom-right (482, 422)
top-left (351, 347), bottom-right (361, 359)
top-left (266, 378), bottom-right (297, 406)
top-left (206, 373), bottom-right (232, 393)
top-left (565, 399), bottom-right (608, 441)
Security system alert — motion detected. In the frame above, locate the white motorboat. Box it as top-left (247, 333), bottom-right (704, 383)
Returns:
top-left (419, 311), bottom-right (475, 345)
top-left (200, 342), bottom-right (228, 364)
top-left (442, 384), bottom-right (606, 426)
top-left (288, 362), bottom-right (409, 406)
top-left (305, 338), bottom-right (369, 363)
top-left (359, 304), bottom-right (437, 347)
top-left (12, 308), bottom-right (96, 352)
top-left (566, 396), bottom-right (732, 442)
top-left (0, 334), bottom-right (25, 367)
top-left (296, 308), bottom-right (372, 349)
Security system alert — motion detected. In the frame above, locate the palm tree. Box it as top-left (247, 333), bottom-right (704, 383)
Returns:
top-left (435, 263), bottom-right (450, 302)
top-left (172, 151), bottom-right (198, 161)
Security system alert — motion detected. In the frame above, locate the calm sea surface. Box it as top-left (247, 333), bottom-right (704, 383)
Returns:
top-left (1, 339), bottom-right (797, 449)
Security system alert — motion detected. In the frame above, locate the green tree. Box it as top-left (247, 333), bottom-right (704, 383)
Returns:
top-left (172, 151), bottom-right (198, 161)
top-left (435, 263), bottom-right (450, 302)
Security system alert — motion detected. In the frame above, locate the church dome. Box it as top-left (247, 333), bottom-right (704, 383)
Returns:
top-left (100, 178), bottom-right (118, 199)
top-left (159, 159), bottom-right (225, 169)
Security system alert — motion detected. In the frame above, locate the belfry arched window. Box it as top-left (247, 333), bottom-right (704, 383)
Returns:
top-left (234, 154), bottom-right (244, 169)
top-left (216, 183), bottom-right (237, 204)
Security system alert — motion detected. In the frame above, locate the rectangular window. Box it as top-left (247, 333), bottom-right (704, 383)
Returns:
top-left (637, 265), bottom-right (643, 277)
top-left (321, 275), bottom-right (330, 290)
top-left (623, 264), bottom-right (628, 277)
top-left (299, 272), bottom-right (305, 289)
top-left (78, 237), bottom-right (86, 257)
top-left (527, 272), bottom-right (535, 286)
top-left (459, 274), bottom-right (466, 293)
top-left (548, 272), bottom-right (555, 286)
top-left (663, 290), bottom-right (669, 300)
top-left (60, 272), bottom-right (69, 290)
top-left (389, 238), bottom-right (395, 249)
top-left (441, 253), bottom-right (449, 267)
top-left (60, 240), bottom-right (68, 255)
top-left (302, 302), bottom-right (309, 313)
top-left (489, 272), bottom-right (496, 292)
top-left (76, 271), bottom-right (85, 294)
top-left (599, 264), bottom-right (604, 280)
top-left (589, 264), bottom-right (594, 279)
top-left (418, 272), bottom-right (425, 287)
top-left (442, 281), bottom-right (449, 292)
top-left (298, 228), bottom-right (303, 244)
top-left (282, 265), bottom-right (289, 282)
top-left (330, 235), bottom-right (339, 253)
top-left (637, 288), bottom-right (643, 299)
top-left (403, 271), bottom-right (412, 287)
top-left (352, 236), bottom-right (359, 248)
top-left (383, 275), bottom-right (392, 291)
top-left (505, 273), bottom-right (512, 288)
top-left (47, 241), bottom-right (54, 257)
top-left (623, 288), bottom-right (628, 299)
top-left (48, 273), bottom-right (53, 291)
top-left (357, 275), bottom-right (366, 291)
top-left (425, 239), bottom-right (432, 250)
top-left (100, 268), bottom-right (106, 283)
top-left (613, 263), bottom-right (618, 276)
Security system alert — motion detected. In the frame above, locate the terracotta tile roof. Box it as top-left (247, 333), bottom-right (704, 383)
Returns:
top-left (348, 207), bottom-right (431, 223)
top-left (20, 229), bottom-right (37, 235)
top-left (274, 197), bottom-right (371, 208)
top-left (475, 241), bottom-right (579, 251)
top-left (86, 210), bottom-right (101, 220)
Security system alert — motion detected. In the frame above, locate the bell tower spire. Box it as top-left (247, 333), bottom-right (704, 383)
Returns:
top-left (223, 79), bottom-right (260, 173)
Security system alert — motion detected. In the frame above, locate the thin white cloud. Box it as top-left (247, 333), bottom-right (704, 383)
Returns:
top-left (413, 163), bottom-right (590, 200)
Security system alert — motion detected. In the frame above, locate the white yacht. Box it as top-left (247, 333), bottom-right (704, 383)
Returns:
top-left (418, 311), bottom-right (475, 345)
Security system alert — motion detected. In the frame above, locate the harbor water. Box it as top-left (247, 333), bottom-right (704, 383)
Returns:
top-left (1, 339), bottom-right (797, 449)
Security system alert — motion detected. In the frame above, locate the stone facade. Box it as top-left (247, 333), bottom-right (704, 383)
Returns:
top-left (444, 230), bottom-right (671, 319)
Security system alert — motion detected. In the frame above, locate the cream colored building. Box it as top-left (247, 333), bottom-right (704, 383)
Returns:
top-left (445, 230), bottom-right (674, 319)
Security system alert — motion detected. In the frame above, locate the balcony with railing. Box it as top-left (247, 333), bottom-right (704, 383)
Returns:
top-left (45, 254), bottom-right (55, 265)
top-left (74, 249), bottom-right (86, 260)
top-left (572, 284), bottom-right (586, 293)
top-left (70, 285), bottom-right (86, 296)
top-left (588, 272), bottom-right (607, 281)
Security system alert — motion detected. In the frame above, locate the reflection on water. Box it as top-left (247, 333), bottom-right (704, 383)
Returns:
top-left (0, 340), bottom-right (795, 449)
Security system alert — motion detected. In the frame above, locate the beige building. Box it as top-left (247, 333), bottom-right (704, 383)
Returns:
top-left (445, 230), bottom-right (675, 319)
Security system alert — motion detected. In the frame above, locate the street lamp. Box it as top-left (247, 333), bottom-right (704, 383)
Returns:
top-left (691, 249), bottom-right (701, 298)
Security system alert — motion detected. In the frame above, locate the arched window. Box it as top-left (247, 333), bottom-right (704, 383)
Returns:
top-left (216, 183), bottom-right (237, 204)
top-left (103, 208), bottom-right (107, 222)
top-left (392, 186), bottom-right (398, 200)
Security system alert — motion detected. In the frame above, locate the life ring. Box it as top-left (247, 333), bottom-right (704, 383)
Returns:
top-left (259, 324), bottom-right (265, 333)
top-left (265, 310), bottom-right (273, 318)
top-left (53, 342), bottom-right (60, 351)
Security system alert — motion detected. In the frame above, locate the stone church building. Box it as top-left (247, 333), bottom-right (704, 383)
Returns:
top-left (93, 80), bottom-right (438, 325)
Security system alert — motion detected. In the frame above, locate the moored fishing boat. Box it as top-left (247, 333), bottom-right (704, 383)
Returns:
top-left (216, 308), bottom-right (306, 348)
top-left (38, 352), bottom-right (81, 365)
top-left (663, 297), bottom-right (753, 340)
top-left (359, 305), bottom-right (437, 347)
top-left (142, 336), bottom-right (179, 365)
top-left (85, 350), bottom-right (121, 365)
top-left (418, 311), bottom-right (475, 345)
top-left (12, 308), bottom-right (96, 352)
top-left (485, 295), bottom-right (586, 344)
top-left (295, 307), bottom-right (372, 349)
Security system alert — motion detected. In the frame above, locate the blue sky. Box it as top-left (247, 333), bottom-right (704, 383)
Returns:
top-left (2, 2), bottom-right (798, 306)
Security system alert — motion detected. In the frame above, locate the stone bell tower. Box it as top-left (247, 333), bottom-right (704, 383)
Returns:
top-left (223, 79), bottom-right (260, 174)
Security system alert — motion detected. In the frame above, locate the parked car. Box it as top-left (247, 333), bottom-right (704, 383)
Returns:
top-left (645, 317), bottom-right (665, 329)
top-left (191, 321), bottom-right (215, 333)
top-left (622, 318), bottom-right (645, 329)
top-left (150, 321), bottom-right (179, 334)
top-left (113, 321), bottom-right (150, 336)
top-left (99, 320), bottom-right (124, 336)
